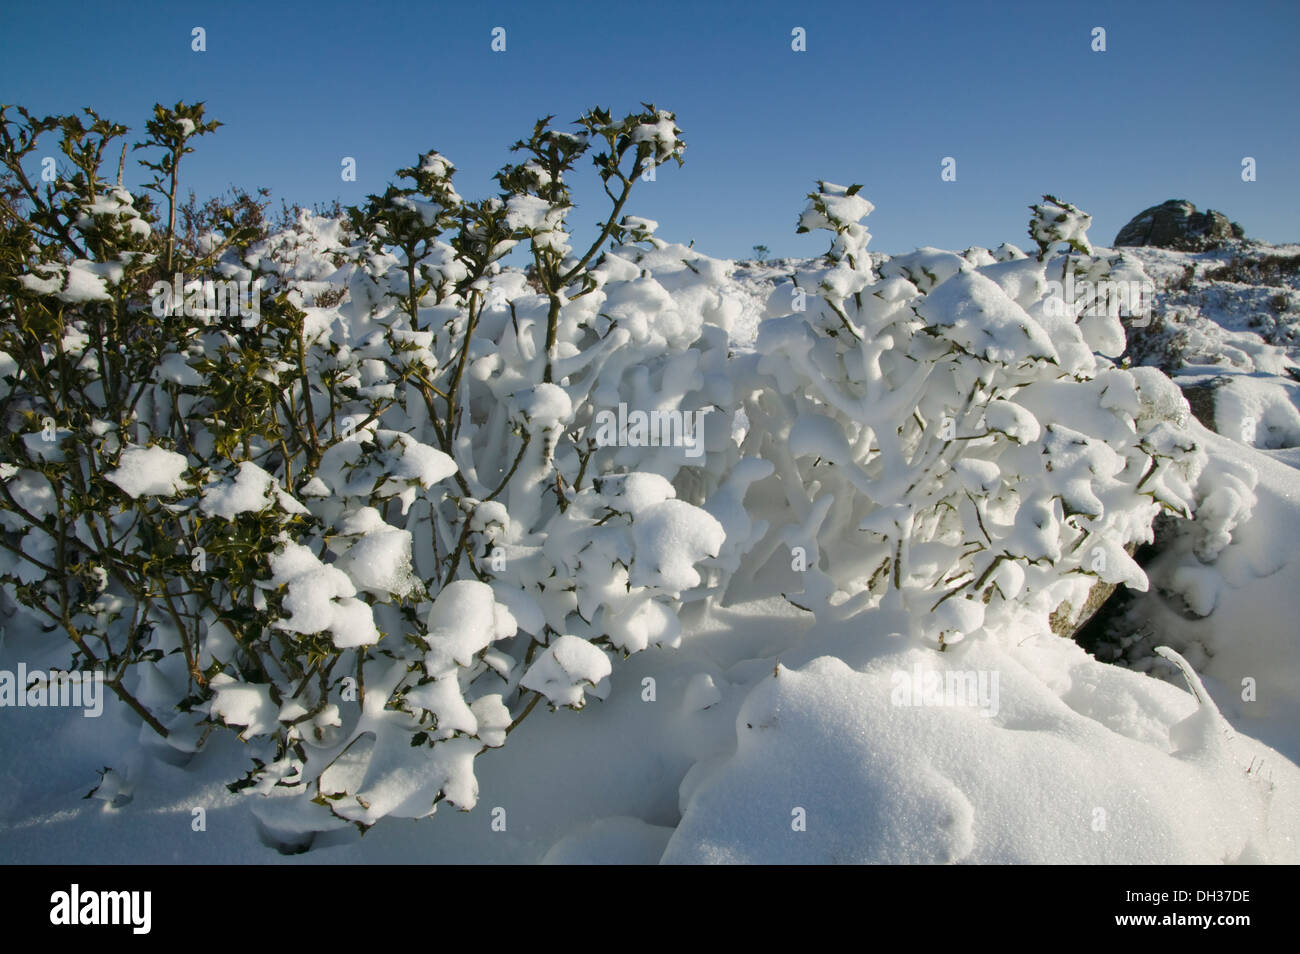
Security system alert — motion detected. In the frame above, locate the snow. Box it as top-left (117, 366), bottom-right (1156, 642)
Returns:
top-left (915, 270), bottom-right (1059, 365)
top-left (1029, 196), bottom-right (1092, 257)
top-left (681, 672), bottom-right (722, 712)
top-left (663, 638), bottom-right (1299, 863)
top-left (630, 113), bottom-right (680, 151)
top-left (1214, 375), bottom-right (1300, 449)
top-left (598, 472), bottom-right (676, 515)
top-left (506, 195), bottom-right (562, 233)
top-left (18, 272), bottom-right (61, 296)
top-left (200, 461), bottom-right (306, 519)
top-left (798, 183), bottom-right (875, 235)
top-left (21, 427), bottom-right (74, 462)
top-left (424, 580), bottom-right (516, 671)
top-left (339, 734), bottom-right (482, 822)
top-left (207, 676), bottom-right (278, 741)
top-left (880, 247), bottom-right (965, 293)
top-left (470, 695), bottom-right (512, 747)
top-left (332, 524), bottom-right (420, 600)
top-left (930, 596), bottom-right (985, 643)
top-left (158, 352), bottom-right (202, 386)
top-left (263, 539), bottom-right (378, 648)
top-left (105, 445), bottom-right (190, 498)
top-left (630, 499), bottom-right (725, 592)
top-left (404, 678), bottom-right (477, 738)
top-left (376, 430), bottom-right (458, 488)
top-left (983, 399), bottom-right (1041, 443)
top-left (420, 151), bottom-right (452, 177)
top-left (541, 816), bottom-right (674, 864)
top-left (621, 215), bottom-right (658, 238)
top-left (23, 259), bottom-right (127, 303)
top-left (511, 382), bottom-right (572, 428)
top-left (521, 635), bottom-right (612, 709)
top-left (1116, 430), bottom-right (1300, 763)
top-left (604, 596), bottom-right (682, 653)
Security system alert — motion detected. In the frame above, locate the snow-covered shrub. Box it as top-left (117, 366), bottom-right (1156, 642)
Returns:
top-left (260, 106), bottom-right (741, 828)
top-left (1028, 194), bottom-right (1092, 260)
top-left (1, 102), bottom-right (738, 833)
top-left (725, 185), bottom-right (1206, 647)
top-left (2, 100), bottom-right (1227, 848)
top-left (0, 103), bottom-right (239, 740)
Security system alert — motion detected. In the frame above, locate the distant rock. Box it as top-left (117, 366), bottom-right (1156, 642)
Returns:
top-left (1114, 199), bottom-right (1244, 251)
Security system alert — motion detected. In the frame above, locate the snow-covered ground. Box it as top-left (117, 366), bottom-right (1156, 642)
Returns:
top-left (3, 236), bottom-right (1298, 865)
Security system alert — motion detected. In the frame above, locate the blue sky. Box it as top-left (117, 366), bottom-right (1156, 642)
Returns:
top-left (2, 0), bottom-right (1297, 258)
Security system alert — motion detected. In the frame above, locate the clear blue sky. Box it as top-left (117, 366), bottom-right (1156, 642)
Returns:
top-left (2, 0), bottom-right (1297, 258)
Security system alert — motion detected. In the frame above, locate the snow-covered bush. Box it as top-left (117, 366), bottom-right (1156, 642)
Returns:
top-left (257, 107), bottom-right (739, 829)
top-left (0, 102), bottom-right (741, 833)
top-left (0, 100), bottom-right (1223, 846)
top-left (724, 186), bottom-right (1206, 647)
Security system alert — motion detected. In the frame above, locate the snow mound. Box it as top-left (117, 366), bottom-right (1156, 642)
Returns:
top-left (1122, 430), bottom-right (1300, 762)
top-left (541, 816), bottom-right (675, 864)
top-left (664, 629), bottom-right (1300, 864)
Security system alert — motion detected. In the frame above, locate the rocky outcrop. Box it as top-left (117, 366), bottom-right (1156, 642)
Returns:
top-left (1178, 379), bottom-right (1221, 432)
top-left (1051, 541), bottom-right (1141, 639)
top-left (1115, 199), bottom-right (1244, 251)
